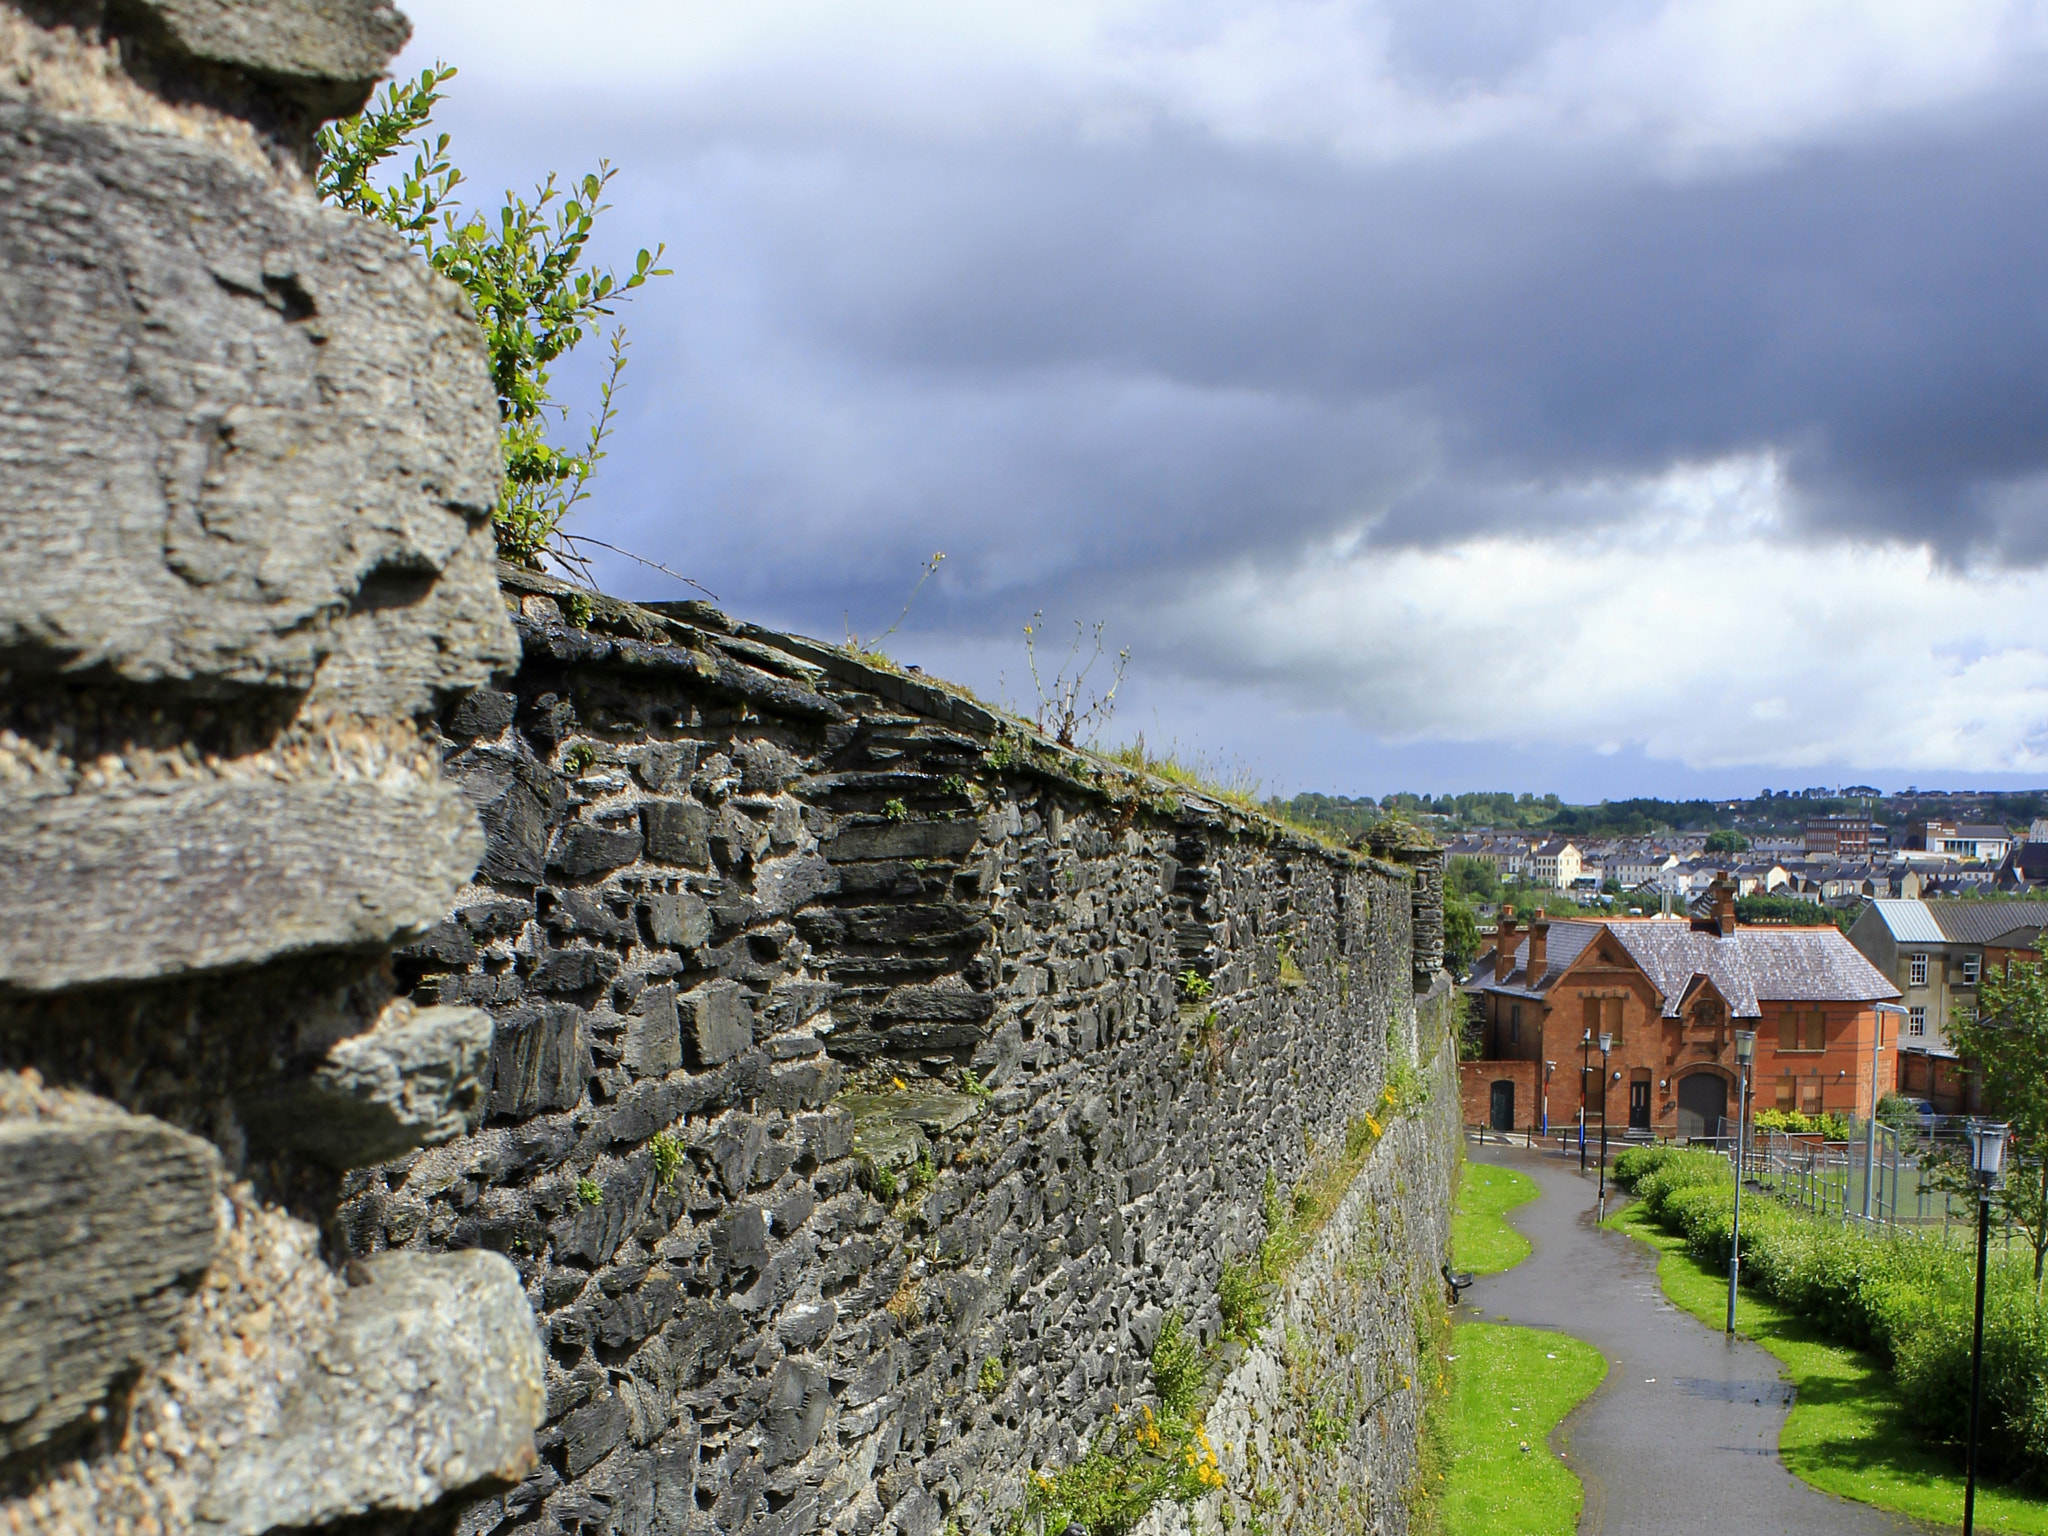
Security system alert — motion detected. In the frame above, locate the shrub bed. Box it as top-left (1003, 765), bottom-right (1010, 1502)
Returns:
top-left (1614, 1155), bottom-right (2048, 1483)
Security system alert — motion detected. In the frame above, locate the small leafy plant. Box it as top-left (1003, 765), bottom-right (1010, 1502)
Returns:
top-left (1219, 1258), bottom-right (1270, 1345)
top-left (317, 65), bottom-right (670, 573)
top-left (1022, 1406), bottom-right (1224, 1536)
top-left (648, 1131), bottom-right (683, 1189)
top-left (1150, 1312), bottom-right (1206, 1417)
top-left (857, 1157), bottom-right (900, 1203)
top-left (1179, 969), bottom-right (1214, 1003)
top-left (883, 798), bottom-right (909, 822)
top-left (575, 1177), bottom-right (604, 1207)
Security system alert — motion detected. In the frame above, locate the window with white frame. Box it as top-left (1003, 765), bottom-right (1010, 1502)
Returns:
top-left (1908, 1005), bottom-right (1926, 1037)
top-left (1962, 954), bottom-right (1980, 985)
top-left (1909, 953), bottom-right (1928, 987)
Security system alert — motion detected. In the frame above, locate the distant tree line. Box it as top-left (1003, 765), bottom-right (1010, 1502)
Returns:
top-left (1274, 787), bottom-right (2048, 842)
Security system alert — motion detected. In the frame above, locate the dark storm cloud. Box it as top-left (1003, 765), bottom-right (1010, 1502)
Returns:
top-left (665, 108), bottom-right (2048, 571)
top-left (387, 1), bottom-right (2048, 784)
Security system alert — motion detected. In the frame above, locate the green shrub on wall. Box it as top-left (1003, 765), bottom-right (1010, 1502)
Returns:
top-left (317, 66), bottom-right (669, 570)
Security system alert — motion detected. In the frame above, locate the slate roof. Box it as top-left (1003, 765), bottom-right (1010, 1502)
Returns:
top-left (1869, 898), bottom-right (2048, 947)
top-left (1466, 920), bottom-right (1601, 997)
top-left (1927, 901), bottom-right (2048, 947)
top-left (1869, 898), bottom-right (1946, 943)
top-left (1465, 917), bottom-right (1897, 1018)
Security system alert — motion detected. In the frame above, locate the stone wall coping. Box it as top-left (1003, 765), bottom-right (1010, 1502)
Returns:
top-left (496, 561), bottom-right (1421, 882)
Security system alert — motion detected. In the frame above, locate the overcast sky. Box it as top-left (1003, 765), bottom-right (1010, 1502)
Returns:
top-left (391, 0), bottom-right (2048, 802)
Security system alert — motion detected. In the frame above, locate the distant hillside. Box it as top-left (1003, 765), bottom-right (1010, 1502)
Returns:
top-left (1271, 787), bottom-right (2048, 842)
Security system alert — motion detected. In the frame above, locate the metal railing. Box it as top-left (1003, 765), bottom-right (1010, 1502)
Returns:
top-left (1700, 1118), bottom-right (2027, 1247)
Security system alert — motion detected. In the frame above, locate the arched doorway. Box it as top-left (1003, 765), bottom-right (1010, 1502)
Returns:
top-left (1489, 1079), bottom-right (1515, 1132)
top-left (1676, 1072), bottom-right (1728, 1139)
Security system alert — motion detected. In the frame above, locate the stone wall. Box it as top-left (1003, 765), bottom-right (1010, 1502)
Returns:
top-left (0, 3), bottom-right (545, 1532)
top-left (0, 5), bottom-right (1459, 1530)
top-left (348, 567), bottom-right (1459, 1536)
top-left (1184, 1002), bottom-right (1460, 1536)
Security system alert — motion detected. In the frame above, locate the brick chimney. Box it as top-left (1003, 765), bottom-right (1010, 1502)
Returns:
top-left (1713, 878), bottom-right (1737, 937)
top-left (1528, 908), bottom-right (1550, 983)
top-left (1495, 906), bottom-right (1518, 974)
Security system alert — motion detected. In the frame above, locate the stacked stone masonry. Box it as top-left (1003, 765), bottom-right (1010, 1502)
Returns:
top-left (0, 0), bottom-right (1456, 1526)
top-left (1, 2), bottom-right (544, 1532)
top-left (352, 567), bottom-right (1459, 1536)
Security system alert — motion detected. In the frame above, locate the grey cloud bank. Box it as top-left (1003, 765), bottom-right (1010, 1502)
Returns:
top-left (394, 0), bottom-right (2048, 794)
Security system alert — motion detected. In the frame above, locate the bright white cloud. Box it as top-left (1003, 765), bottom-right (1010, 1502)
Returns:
top-left (1143, 453), bottom-right (2048, 772)
top-left (386, 0), bottom-right (2048, 791)
top-left (400, 0), bottom-right (2048, 167)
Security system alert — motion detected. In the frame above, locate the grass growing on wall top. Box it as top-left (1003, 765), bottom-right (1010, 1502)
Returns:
top-left (1452, 1163), bottom-right (1539, 1276)
top-left (1608, 1202), bottom-right (2048, 1533)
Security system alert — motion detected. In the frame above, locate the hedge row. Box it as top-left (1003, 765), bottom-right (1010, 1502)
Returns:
top-left (1614, 1145), bottom-right (2048, 1484)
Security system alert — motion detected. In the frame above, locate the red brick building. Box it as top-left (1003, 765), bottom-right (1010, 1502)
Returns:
top-left (1460, 887), bottom-right (1900, 1139)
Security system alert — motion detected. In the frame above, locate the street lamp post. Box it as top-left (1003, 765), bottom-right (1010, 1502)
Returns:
top-left (1869, 1003), bottom-right (1909, 1222)
top-left (1727, 1029), bottom-right (1755, 1335)
top-left (1597, 1031), bottom-right (1613, 1216)
top-left (1964, 1120), bottom-right (2010, 1536)
top-left (1580, 1029), bottom-right (1592, 1173)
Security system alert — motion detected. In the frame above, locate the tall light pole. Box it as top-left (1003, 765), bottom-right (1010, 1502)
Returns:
top-left (1580, 1029), bottom-right (1592, 1173)
top-left (1726, 1029), bottom-right (1755, 1334)
top-left (1597, 1031), bottom-right (1613, 1216)
top-left (1869, 1002), bottom-right (1908, 1222)
top-left (1964, 1119), bottom-right (2010, 1536)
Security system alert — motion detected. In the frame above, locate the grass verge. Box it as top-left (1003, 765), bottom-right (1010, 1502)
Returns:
top-left (1453, 1163), bottom-right (1539, 1276)
top-left (1439, 1323), bottom-right (1607, 1536)
top-left (1607, 1200), bottom-right (2048, 1534)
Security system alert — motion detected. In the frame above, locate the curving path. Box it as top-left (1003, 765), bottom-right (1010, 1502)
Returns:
top-left (1460, 1138), bottom-right (1931, 1536)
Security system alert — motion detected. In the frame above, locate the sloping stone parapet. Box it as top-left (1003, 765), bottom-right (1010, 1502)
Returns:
top-left (356, 562), bottom-right (1458, 1535)
top-left (0, 0), bottom-right (542, 1529)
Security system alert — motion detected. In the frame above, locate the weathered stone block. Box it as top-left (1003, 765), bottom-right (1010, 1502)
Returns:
top-left (752, 852), bottom-right (837, 916)
top-left (449, 686), bottom-right (519, 740)
top-left (0, 774), bottom-right (487, 993)
top-left (629, 742), bottom-right (699, 794)
top-left (621, 983), bottom-right (681, 1078)
top-left (823, 821), bottom-right (980, 863)
top-left (489, 1003), bottom-right (591, 1117)
top-left (681, 980), bottom-right (752, 1067)
top-left (0, 1086), bottom-right (221, 1464)
top-left (550, 820), bottom-right (644, 880)
top-left (198, 1250), bottom-right (545, 1535)
top-left (642, 888), bottom-right (712, 950)
top-left (874, 977), bottom-right (995, 1023)
top-left (239, 998), bottom-right (492, 1168)
top-left (128, 0), bottom-right (409, 104)
top-left (642, 799), bottom-right (711, 866)
top-left (0, 104), bottom-right (511, 698)
top-left (760, 1359), bottom-right (829, 1468)
top-left (451, 747), bottom-right (560, 886)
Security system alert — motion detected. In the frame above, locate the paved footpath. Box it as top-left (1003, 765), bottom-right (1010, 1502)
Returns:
top-left (1461, 1137), bottom-right (1931, 1536)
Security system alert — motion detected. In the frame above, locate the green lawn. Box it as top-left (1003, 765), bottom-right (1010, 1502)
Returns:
top-left (1440, 1322), bottom-right (1608, 1536)
top-left (1453, 1162), bottom-right (1539, 1275)
top-left (1608, 1201), bottom-right (2048, 1534)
